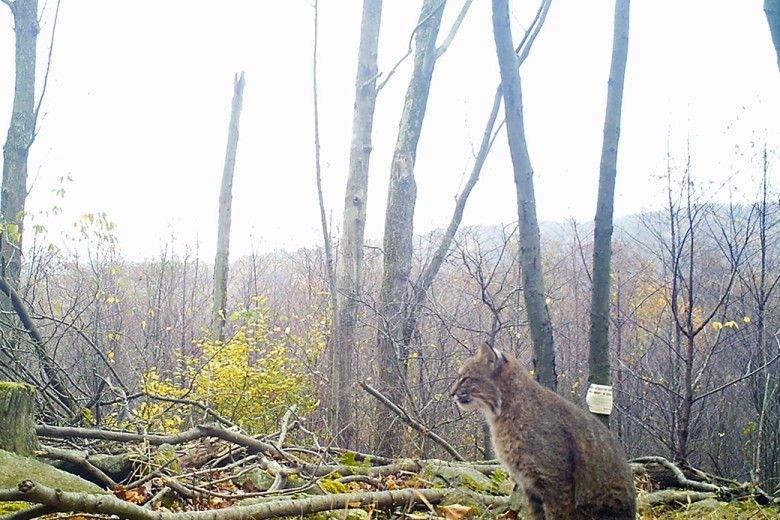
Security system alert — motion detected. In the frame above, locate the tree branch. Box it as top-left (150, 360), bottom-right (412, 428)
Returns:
top-left (37, 446), bottom-right (118, 490)
top-left (31, 0), bottom-right (61, 145)
top-left (435, 0), bottom-right (473, 58)
top-left (0, 276), bottom-right (80, 416)
top-left (692, 347), bottom-right (780, 403)
top-left (360, 382), bottom-right (465, 461)
top-left (376, 0), bottom-right (446, 91)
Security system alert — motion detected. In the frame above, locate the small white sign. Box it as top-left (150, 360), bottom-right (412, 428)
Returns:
top-left (586, 383), bottom-right (613, 415)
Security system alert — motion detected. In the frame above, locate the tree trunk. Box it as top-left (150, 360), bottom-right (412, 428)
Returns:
top-left (491, 0), bottom-right (557, 390)
top-left (765, 0), bottom-right (780, 71)
top-left (1, 0), bottom-right (38, 289)
top-left (401, 88), bottom-right (502, 350)
top-left (212, 72), bottom-right (245, 341)
top-left (375, 0), bottom-right (445, 456)
top-left (333, 0), bottom-right (382, 449)
top-left (587, 0), bottom-right (630, 426)
top-left (0, 381), bottom-right (40, 456)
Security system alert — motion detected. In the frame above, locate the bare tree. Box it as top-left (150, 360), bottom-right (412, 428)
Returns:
top-left (374, 0), bottom-right (446, 456)
top-left (401, 0), bottom-right (550, 362)
top-left (332, 0), bottom-right (382, 448)
top-left (212, 72), bottom-right (245, 341)
top-left (743, 146), bottom-right (780, 487)
top-left (1, 0), bottom-right (38, 289)
top-left (491, 0), bottom-right (557, 390)
top-left (587, 0), bottom-right (630, 426)
top-left (765, 0), bottom-right (780, 70)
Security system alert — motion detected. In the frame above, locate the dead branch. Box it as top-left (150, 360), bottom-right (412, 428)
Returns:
top-left (360, 382), bottom-right (465, 461)
top-left (36, 424), bottom-right (208, 445)
top-left (0, 480), bottom-right (508, 520)
top-left (37, 446), bottom-right (117, 489)
top-left (637, 489), bottom-right (717, 509)
top-left (631, 456), bottom-right (720, 493)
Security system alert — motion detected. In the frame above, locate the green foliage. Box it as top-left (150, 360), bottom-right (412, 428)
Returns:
top-left (135, 297), bottom-right (328, 434)
top-left (488, 468), bottom-right (509, 491)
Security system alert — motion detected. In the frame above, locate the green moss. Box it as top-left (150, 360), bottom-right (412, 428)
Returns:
top-left (0, 501), bottom-right (30, 514)
top-left (318, 479), bottom-right (350, 494)
top-left (650, 498), bottom-right (779, 519)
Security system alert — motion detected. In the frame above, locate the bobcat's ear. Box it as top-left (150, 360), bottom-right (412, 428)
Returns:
top-left (478, 343), bottom-right (506, 365)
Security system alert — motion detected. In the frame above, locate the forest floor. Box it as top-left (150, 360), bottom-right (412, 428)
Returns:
top-left (1, 423), bottom-right (778, 520)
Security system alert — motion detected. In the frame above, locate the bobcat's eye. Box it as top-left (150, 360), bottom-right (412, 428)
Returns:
top-left (450, 376), bottom-right (468, 396)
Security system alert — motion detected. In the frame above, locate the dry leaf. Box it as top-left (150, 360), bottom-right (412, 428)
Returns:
top-left (438, 504), bottom-right (473, 520)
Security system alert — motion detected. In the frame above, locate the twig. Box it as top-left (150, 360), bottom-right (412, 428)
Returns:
top-left (277, 404), bottom-right (297, 446)
top-left (376, 0), bottom-right (446, 91)
top-left (31, 0), bottom-right (62, 145)
top-left (359, 381), bottom-right (465, 461)
top-left (692, 348), bottom-right (780, 403)
top-left (143, 486), bottom-right (171, 509)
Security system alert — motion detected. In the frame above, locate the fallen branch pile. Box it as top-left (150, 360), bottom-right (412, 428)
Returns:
top-left (0, 420), bottom-right (776, 520)
top-left (1, 421), bottom-right (509, 520)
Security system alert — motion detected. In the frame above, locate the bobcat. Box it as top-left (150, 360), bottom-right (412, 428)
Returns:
top-left (450, 344), bottom-right (636, 520)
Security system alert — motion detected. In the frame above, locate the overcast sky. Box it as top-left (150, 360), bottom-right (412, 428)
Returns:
top-left (1, 0), bottom-right (778, 260)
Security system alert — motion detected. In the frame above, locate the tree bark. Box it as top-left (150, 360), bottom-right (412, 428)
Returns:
top-left (765, 0), bottom-right (780, 71)
top-left (1, 0), bottom-right (38, 289)
top-left (587, 0), bottom-right (630, 426)
top-left (491, 0), bottom-right (557, 390)
top-left (212, 72), bottom-right (245, 341)
top-left (333, 0), bottom-right (382, 449)
top-left (0, 381), bottom-right (39, 456)
top-left (375, 0), bottom-right (445, 457)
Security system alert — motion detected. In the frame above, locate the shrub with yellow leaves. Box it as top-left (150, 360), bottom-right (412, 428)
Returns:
top-left (135, 297), bottom-right (328, 434)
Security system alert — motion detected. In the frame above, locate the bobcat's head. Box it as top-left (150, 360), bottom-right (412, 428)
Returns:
top-left (450, 343), bottom-right (506, 417)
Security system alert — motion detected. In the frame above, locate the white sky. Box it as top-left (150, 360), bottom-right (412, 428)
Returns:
top-left (1, 0), bottom-right (778, 260)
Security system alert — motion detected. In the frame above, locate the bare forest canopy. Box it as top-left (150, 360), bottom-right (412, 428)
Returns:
top-left (1, 1), bottom-right (780, 519)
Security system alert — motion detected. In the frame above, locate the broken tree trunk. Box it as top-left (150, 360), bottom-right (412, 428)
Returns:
top-left (0, 381), bottom-right (39, 456)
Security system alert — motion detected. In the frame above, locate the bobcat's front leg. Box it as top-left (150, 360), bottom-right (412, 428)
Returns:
top-left (525, 490), bottom-right (546, 520)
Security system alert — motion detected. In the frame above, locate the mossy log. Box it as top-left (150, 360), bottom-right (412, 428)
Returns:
top-left (0, 382), bottom-right (39, 456)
